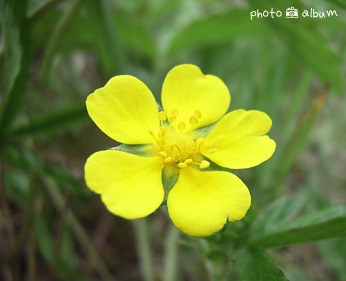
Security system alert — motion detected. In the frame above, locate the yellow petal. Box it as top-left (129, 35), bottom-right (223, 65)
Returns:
top-left (162, 64), bottom-right (230, 129)
top-left (167, 167), bottom-right (251, 237)
top-left (86, 76), bottom-right (159, 144)
top-left (202, 110), bottom-right (276, 169)
top-left (85, 150), bottom-right (164, 219)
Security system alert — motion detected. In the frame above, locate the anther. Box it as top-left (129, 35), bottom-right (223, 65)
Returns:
top-left (199, 160), bottom-right (210, 169)
top-left (169, 115), bottom-right (177, 123)
top-left (164, 157), bottom-right (173, 163)
top-left (158, 126), bottom-right (166, 138)
top-left (177, 162), bottom-right (187, 169)
top-left (209, 147), bottom-right (218, 154)
top-left (194, 109), bottom-right (202, 119)
top-left (184, 159), bottom-right (193, 165)
top-left (148, 128), bottom-right (155, 137)
top-left (158, 111), bottom-right (167, 121)
top-left (171, 108), bottom-right (179, 116)
top-left (189, 115), bottom-right (198, 125)
top-left (177, 122), bottom-right (186, 130)
top-left (159, 151), bottom-right (168, 158)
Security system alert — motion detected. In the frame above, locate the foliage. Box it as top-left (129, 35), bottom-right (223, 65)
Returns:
top-left (0, 0), bottom-right (345, 280)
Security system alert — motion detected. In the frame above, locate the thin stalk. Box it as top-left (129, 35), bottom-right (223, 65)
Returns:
top-left (133, 219), bottom-right (155, 281)
top-left (39, 0), bottom-right (83, 82)
top-left (27, 230), bottom-right (36, 281)
top-left (43, 176), bottom-right (114, 281)
top-left (163, 225), bottom-right (180, 281)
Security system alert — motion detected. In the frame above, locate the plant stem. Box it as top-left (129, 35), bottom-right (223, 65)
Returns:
top-left (133, 218), bottom-right (155, 281)
top-left (163, 225), bottom-right (179, 281)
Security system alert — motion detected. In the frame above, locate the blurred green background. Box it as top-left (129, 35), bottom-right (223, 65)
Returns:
top-left (0, 0), bottom-right (345, 280)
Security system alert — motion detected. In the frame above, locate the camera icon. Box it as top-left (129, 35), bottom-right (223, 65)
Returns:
top-left (286, 7), bottom-right (298, 18)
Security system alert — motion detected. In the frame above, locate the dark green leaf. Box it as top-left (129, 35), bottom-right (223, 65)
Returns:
top-left (248, 0), bottom-right (344, 93)
top-left (0, 0), bottom-right (31, 137)
top-left (318, 238), bottom-right (346, 281)
top-left (250, 197), bottom-right (303, 242)
top-left (115, 14), bottom-right (157, 58)
top-left (11, 102), bottom-right (88, 137)
top-left (231, 247), bottom-right (288, 281)
top-left (85, 0), bottom-right (124, 75)
top-left (2, 143), bottom-right (88, 197)
top-left (252, 205), bottom-right (346, 248)
top-left (167, 9), bottom-right (268, 56)
top-left (325, 0), bottom-right (346, 9)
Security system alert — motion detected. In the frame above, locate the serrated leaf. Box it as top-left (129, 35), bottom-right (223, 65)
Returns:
top-left (231, 247), bottom-right (288, 281)
top-left (252, 205), bottom-right (346, 248)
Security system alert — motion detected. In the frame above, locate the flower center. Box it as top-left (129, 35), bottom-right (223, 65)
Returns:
top-left (148, 108), bottom-right (210, 169)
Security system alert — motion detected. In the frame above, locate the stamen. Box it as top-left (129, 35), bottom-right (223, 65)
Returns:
top-left (196, 137), bottom-right (205, 152)
top-left (164, 157), bottom-right (173, 163)
top-left (170, 143), bottom-right (181, 152)
top-left (184, 159), bottom-right (193, 165)
top-left (148, 127), bottom-right (159, 142)
top-left (177, 122), bottom-right (186, 130)
top-left (158, 111), bottom-right (167, 121)
top-left (177, 162), bottom-right (187, 169)
top-left (159, 151), bottom-right (168, 158)
top-left (169, 115), bottom-right (177, 123)
top-left (209, 147), bottom-right (218, 154)
top-left (194, 109), bottom-right (202, 119)
top-left (171, 108), bottom-right (179, 116)
top-left (189, 115), bottom-right (198, 125)
top-left (148, 127), bottom-right (155, 137)
top-left (199, 160), bottom-right (210, 169)
top-left (158, 126), bottom-right (166, 138)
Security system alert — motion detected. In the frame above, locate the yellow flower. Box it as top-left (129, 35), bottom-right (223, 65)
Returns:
top-left (85, 64), bottom-right (276, 237)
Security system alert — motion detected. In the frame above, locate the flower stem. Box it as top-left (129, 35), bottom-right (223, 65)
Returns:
top-left (133, 218), bottom-right (155, 281)
top-left (163, 225), bottom-right (180, 281)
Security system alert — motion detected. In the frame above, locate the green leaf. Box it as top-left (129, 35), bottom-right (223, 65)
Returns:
top-left (85, 0), bottom-right (124, 75)
top-left (248, 0), bottom-right (344, 93)
top-left (267, 86), bottom-right (327, 201)
top-left (11, 102), bottom-right (89, 136)
top-left (252, 205), bottom-right (346, 248)
top-left (2, 143), bottom-right (88, 197)
top-left (11, 102), bottom-right (88, 137)
top-left (318, 238), bottom-right (346, 281)
top-left (250, 197), bottom-right (303, 242)
top-left (115, 14), bottom-right (157, 58)
top-left (39, 0), bottom-right (83, 82)
top-left (325, 0), bottom-right (346, 9)
top-left (167, 8), bottom-right (268, 56)
top-left (0, 0), bottom-right (31, 137)
top-left (230, 247), bottom-right (288, 281)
